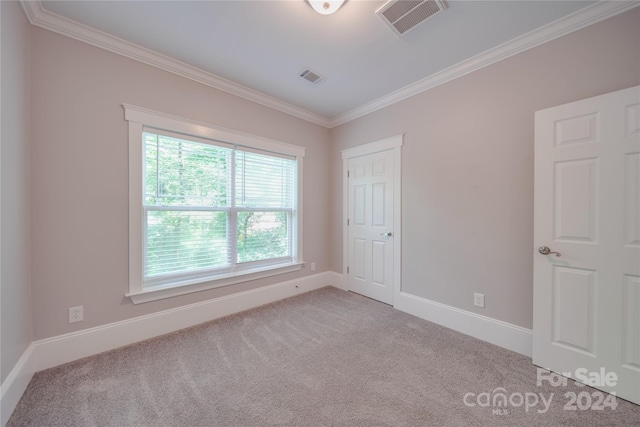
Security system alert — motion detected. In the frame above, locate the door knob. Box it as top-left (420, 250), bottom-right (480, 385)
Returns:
top-left (380, 231), bottom-right (392, 237)
top-left (539, 246), bottom-right (561, 257)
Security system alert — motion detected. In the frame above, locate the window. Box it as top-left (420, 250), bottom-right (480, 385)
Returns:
top-left (124, 105), bottom-right (304, 303)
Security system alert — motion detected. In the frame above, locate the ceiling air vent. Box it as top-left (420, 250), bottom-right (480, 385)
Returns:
top-left (299, 68), bottom-right (326, 85)
top-left (376, 0), bottom-right (447, 37)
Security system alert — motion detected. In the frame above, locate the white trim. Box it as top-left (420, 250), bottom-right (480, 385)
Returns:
top-left (1, 344), bottom-right (35, 427)
top-left (128, 119), bottom-right (144, 297)
top-left (123, 104), bottom-right (306, 158)
top-left (329, 1), bottom-right (640, 127)
top-left (342, 135), bottom-right (403, 305)
top-left (2, 273), bottom-right (533, 422)
top-left (322, 273), bottom-right (532, 357)
top-left (33, 272), bottom-right (336, 372)
top-left (296, 157), bottom-right (304, 267)
top-left (19, 1), bottom-right (331, 128)
top-left (394, 291), bottom-right (533, 357)
top-left (327, 271), bottom-right (348, 291)
top-left (18, 1), bottom-right (637, 129)
top-left (342, 160), bottom-right (348, 283)
top-left (392, 142), bottom-right (402, 305)
top-left (127, 262), bottom-right (304, 304)
top-left (23, 273), bottom-right (531, 373)
top-left (340, 134), bottom-right (403, 159)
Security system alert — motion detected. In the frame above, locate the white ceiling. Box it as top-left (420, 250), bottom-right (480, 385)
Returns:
top-left (37, 0), bottom-right (602, 122)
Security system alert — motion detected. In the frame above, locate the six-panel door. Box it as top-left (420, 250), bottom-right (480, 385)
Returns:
top-left (348, 149), bottom-right (395, 305)
top-left (533, 85), bottom-right (640, 404)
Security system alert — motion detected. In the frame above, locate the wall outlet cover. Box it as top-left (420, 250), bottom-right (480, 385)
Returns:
top-left (473, 293), bottom-right (485, 308)
top-left (69, 306), bottom-right (84, 323)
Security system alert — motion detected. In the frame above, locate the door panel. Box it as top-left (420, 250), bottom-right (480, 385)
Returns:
top-left (554, 112), bottom-right (599, 146)
top-left (623, 275), bottom-right (640, 370)
top-left (372, 183), bottom-right (386, 226)
top-left (624, 153), bottom-right (640, 246)
top-left (533, 85), bottom-right (640, 404)
top-left (552, 266), bottom-right (596, 354)
top-left (353, 238), bottom-right (366, 280)
top-left (553, 159), bottom-right (598, 242)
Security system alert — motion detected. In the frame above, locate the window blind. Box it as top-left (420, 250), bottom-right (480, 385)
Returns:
top-left (142, 130), bottom-right (297, 286)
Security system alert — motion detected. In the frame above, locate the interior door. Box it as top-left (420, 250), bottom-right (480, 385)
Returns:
top-left (347, 149), bottom-right (395, 305)
top-left (533, 85), bottom-right (640, 404)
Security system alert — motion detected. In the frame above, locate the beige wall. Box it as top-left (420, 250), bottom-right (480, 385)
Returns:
top-left (1, 1), bottom-right (33, 383)
top-left (330, 9), bottom-right (640, 329)
top-left (29, 28), bottom-right (331, 340)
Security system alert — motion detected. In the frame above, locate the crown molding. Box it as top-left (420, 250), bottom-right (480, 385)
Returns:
top-left (19, 1), bottom-right (639, 129)
top-left (19, 0), bottom-right (332, 128)
top-left (328, 0), bottom-right (640, 128)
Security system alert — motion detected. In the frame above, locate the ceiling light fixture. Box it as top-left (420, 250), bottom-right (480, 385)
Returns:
top-left (308, 0), bottom-right (345, 15)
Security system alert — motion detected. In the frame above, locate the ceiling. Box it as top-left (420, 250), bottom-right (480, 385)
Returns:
top-left (30, 1), bottom-right (616, 125)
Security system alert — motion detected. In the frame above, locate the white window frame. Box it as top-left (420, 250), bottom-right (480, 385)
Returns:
top-left (123, 104), bottom-right (305, 304)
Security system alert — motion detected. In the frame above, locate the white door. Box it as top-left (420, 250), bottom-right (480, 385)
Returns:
top-left (533, 86), bottom-right (640, 404)
top-left (347, 149), bottom-right (395, 305)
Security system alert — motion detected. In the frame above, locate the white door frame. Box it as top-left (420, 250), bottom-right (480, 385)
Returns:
top-left (342, 135), bottom-right (403, 304)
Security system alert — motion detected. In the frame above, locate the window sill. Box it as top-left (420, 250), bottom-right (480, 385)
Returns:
top-left (126, 262), bottom-right (304, 304)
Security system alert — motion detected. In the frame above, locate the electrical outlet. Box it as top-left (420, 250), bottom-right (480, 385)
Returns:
top-left (473, 293), bottom-right (485, 308)
top-left (69, 306), bottom-right (84, 323)
top-left (311, 262), bottom-right (316, 272)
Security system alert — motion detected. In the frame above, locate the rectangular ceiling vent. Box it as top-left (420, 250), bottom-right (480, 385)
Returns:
top-left (376, 0), bottom-right (447, 37)
top-left (299, 68), bottom-right (326, 85)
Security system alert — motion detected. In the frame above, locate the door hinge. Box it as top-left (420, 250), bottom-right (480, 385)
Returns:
top-left (347, 170), bottom-right (350, 178)
top-left (347, 266), bottom-right (350, 274)
top-left (347, 218), bottom-right (350, 225)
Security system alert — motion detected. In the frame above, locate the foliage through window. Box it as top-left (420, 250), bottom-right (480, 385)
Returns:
top-left (142, 130), bottom-right (297, 287)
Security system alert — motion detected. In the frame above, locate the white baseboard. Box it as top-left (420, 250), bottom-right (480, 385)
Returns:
top-left (31, 274), bottom-right (532, 372)
top-left (330, 272), bottom-right (531, 356)
top-left (327, 270), bottom-right (348, 291)
top-left (2, 271), bottom-right (530, 425)
top-left (1, 343), bottom-right (35, 427)
top-left (33, 271), bottom-right (335, 372)
top-left (394, 291), bottom-right (533, 357)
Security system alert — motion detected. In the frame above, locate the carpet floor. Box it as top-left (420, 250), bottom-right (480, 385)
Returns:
top-left (8, 287), bottom-right (640, 426)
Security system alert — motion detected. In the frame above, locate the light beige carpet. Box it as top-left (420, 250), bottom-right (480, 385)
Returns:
top-left (8, 287), bottom-right (640, 426)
